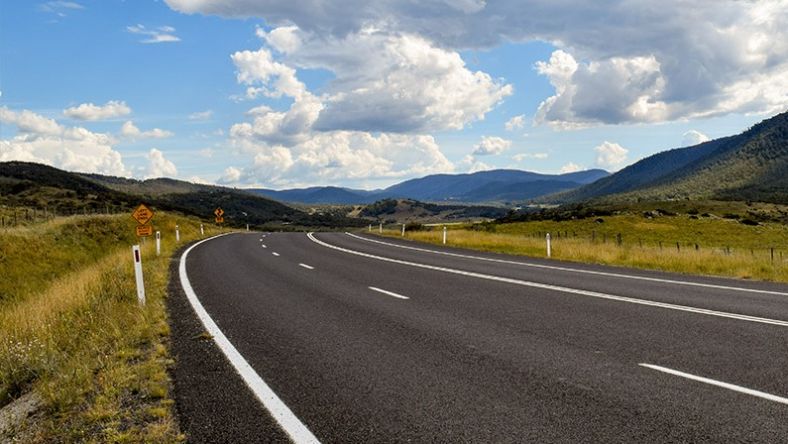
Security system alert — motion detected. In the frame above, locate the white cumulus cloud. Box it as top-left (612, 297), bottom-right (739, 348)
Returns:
top-left (145, 148), bottom-right (178, 178)
top-left (505, 114), bottom-right (526, 131)
top-left (559, 162), bottom-right (582, 174)
top-left (127, 24), bottom-right (181, 44)
top-left (593, 141), bottom-right (628, 170)
top-left (165, 0), bottom-right (788, 126)
top-left (681, 130), bottom-right (711, 147)
top-left (472, 136), bottom-right (511, 156)
top-left (120, 121), bottom-right (173, 139)
top-left (0, 106), bottom-right (129, 176)
top-left (63, 100), bottom-right (131, 121)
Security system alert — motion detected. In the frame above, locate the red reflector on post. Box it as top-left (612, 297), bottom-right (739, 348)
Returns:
top-left (135, 250), bottom-right (140, 262)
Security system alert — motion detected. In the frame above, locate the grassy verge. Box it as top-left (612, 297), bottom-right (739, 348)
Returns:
top-left (380, 213), bottom-right (788, 282)
top-left (0, 212), bottom-right (224, 442)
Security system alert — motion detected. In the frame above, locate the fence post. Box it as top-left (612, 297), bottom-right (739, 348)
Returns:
top-left (546, 233), bottom-right (552, 258)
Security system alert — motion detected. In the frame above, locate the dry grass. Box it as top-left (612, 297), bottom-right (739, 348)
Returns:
top-left (382, 215), bottom-right (788, 282)
top-left (0, 212), bottom-right (223, 442)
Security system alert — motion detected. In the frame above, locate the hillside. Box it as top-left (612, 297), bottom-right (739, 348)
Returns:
top-left (249, 168), bottom-right (609, 204)
top-left (556, 110), bottom-right (788, 204)
top-left (0, 162), bottom-right (365, 228)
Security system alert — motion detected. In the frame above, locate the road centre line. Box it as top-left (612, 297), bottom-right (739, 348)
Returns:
top-left (640, 363), bottom-right (788, 405)
top-left (299, 263), bottom-right (315, 270)
top-left (261, 244), bottom-right (267, 248)
top-left (369, 286), bottom-right (410, 300)
top-left (307, 233), bottom-right (788, 327)
top-left (345, 233), bottom-right (788, 297)
top-left (179, 234), bottom-right (321, 444)
top-left (272, 252), bottom-right (280, 256)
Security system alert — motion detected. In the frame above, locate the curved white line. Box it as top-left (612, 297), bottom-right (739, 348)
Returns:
top-left (180, 233), bottom-right (321, 444)
top-left (344, 232), bottom-right (788, 297)
top-left (307, 233), bottom-right (788, 327)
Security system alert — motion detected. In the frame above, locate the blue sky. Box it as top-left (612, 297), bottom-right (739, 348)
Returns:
top-left (1, 0), bottom-right (785, 189)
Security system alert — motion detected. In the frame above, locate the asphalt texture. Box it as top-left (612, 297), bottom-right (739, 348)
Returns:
top-left (168, 232), bottom-right (788, 443)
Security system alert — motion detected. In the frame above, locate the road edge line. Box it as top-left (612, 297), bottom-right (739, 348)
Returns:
top-left (307, 233), bottom-right (788, 327)
top-left (179, 233), bottom-right (321, 444)
top-left (344, 232), bottom-right (788, 297)
top-left (639, 363), bottom-right (788, 405)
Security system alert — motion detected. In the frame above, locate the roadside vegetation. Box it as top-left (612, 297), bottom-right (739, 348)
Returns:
top-left (379, 202), bottom-right (788, 283)
top-left (0, 211), bottom-right (219, 442)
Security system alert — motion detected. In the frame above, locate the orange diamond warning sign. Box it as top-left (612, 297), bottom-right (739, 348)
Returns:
top-left (214, 207), bottom-right (224, 217)
top-left (215, 216), bottom-right (224, 224)
top-left (132, 204), bottom-right (154, 225)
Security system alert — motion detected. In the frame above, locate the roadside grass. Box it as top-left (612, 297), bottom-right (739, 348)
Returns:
top-left (0, 212), bottom-right (221, 442)
top-left (380, 213), bottom-right (788, 282)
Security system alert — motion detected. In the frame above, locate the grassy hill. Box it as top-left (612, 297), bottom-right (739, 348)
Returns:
top-left (555, 110), bottom-right (788, 204)
top-left (0, 162), bottom-right (366, 228)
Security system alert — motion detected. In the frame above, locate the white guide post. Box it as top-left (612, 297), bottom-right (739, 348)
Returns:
top-left (368, 224), bottom-right (372, 232)
top-left (246, 224), bottom-right (250, 232)
top-left (175, 224), bottom-right (180, 242)
top-left (401, 224), bottom-right (405, 237)
top-left (132, 245), bottom-right (145, 305)
top-left (546, 232), bottom-right (552, 258)
top-left (155, 231), bottom-right (161, 256)
top-left (379, 223), bottom-right (383, 233)
top-left (200, 223), bottom-right (204, 236)
top-left (443, 226), bottom-right (447, 245)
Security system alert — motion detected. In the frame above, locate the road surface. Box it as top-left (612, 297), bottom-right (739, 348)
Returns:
top-left (167, 232), bottom-right (788, 443)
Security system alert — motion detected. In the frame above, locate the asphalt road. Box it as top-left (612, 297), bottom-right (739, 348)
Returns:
top-left (168, 231), bottom-right (788, 443)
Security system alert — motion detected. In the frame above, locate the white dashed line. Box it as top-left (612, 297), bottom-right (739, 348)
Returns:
top-left (272, 252), bottom-right (280, 256)
top-left (640, 363), bottom-right (788, 405)
top-left (179, 234), bottom-right (320, 444)
top-left (299, 263), bottom-right (314, 270)
top-left (369, 286), bottom-right (409, 300)
top-left (261, 244), bottom-right (267, 248)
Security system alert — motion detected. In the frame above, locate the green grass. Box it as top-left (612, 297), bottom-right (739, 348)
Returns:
top-left (380, 212), bottom-right (788, 282)
top-left (0, 211), bottom-right (225, 442)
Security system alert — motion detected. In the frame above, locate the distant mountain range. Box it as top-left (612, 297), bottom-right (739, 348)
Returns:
top-left (555, 110), bottom-right (788, 204)
top-left (250, 169), bottom-right (610, 204)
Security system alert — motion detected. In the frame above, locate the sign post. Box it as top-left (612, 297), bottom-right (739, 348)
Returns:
top-left (132, 245), bottom-right (145, 305)
top-left (155, 231), bottom-right (161, 256)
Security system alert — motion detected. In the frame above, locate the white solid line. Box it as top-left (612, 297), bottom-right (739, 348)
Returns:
top-left (299, 263), bottom-right (314, 270)
top-left (180, 234), bottom-right (321, 444)
top-left (345, 233), bottom-right (788, 297)
top-left (307, 233), bottom-right (788, 327)
top-left (369, 286), bottom-right (410, 300)
top-left (640, 363), bottom-right (788, 405)
top-left (272, 252), bottom-right (280, 256)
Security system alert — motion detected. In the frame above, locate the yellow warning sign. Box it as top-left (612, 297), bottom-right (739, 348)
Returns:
top-left (214, 207), bottom-right (224, 217)
top-left (132, 204), bottom-right (154, 225)
top-left (136, 224), bottom-right (154, 237)
top-left (215, 216), bottom-right (224, 224)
